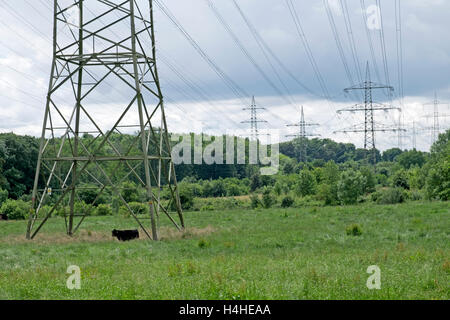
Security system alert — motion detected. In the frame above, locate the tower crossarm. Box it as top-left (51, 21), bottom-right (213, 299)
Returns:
top-left (337, 103), bottom-right (401, 114)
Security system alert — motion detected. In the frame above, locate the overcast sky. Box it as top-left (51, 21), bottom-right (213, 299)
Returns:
top-left (0, 0), bottom-right (449, 151)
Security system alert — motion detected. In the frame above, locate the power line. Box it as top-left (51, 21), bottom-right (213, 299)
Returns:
top-left (285, 0), bottom-right (332, 102)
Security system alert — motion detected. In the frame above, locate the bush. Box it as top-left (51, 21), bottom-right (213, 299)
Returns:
top-left (78, 184), bottom-right (108, 205)
top-left (337, 170), bottom-right (365, 205)
top-left (392, 169), bottom-right (410, 190)
top-left (281, 195), bottom-right (294, 208)
top-left (425, 159), bottom-right (450, 200)
top-left (128, 202), bottom-right (149, 215)
top-left (121, 182), bottom-right (141, 203)
top-left (261, 187), bottom-right (276, 209)
top-left (175, 186), bottom-right (194, 210)
top-left (0, 199), bottom-right (30, 220)
top-left (250, 194), bottom-right (260, 209)
top-left (96, 204), bottom-right (113, 216)
top-left (295, 169), bottom-right (317, 197)
top-left (0, 188), bottom-right (8, 207)
top-left (317, 183), bottom-right (338, 206)
top-left (407, 190), bottom-right (423, 201)
top-left (374, 188), bottom-right (406, 204)
top-left (346, 224), bottom-right (362, 236)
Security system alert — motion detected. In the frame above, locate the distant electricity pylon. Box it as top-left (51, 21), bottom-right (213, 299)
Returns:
top-left (286, 106), bottom-right (320, 162)
top-left (26, 0), bottom-right (184, 241)
top-left (241, 96), bottom-right (267, 141)
top-left (423, 92), bottom-right (449, 144)
top-left (334, 63), bottom-right (405, 165)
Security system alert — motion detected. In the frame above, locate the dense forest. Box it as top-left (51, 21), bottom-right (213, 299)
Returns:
top-left (0, 129), bottom-right (448, 219)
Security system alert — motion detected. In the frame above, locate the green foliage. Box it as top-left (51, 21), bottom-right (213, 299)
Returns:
top-left (0, 188), bottom-right (8, 208)
top-left (317, 183), bottom-right (338, 206)
top-left (382, 148), bottom-right (403, 162)
top-left (360, 167), bottom-right (376, 193)
top-left (172, 185), bottom-right (194, 211)
top-left (392, 169), bottom-right (410, 190)
top-left (295, 169), bottom-right (317, 197)
top-left (250, 194), bottom-right (260, 209)
top-left (96, 204), bottom-right (113, 216)
top-left (0, 133), bottom-right (39, 199)
top-left (396, 150), bottom-right (427, 169)
top-left (128, 202), bottom-right (149, 215)
top-left (346, 224), bottom-right (362, 236)
top-left (425, 159), bottom-right (450, 200)
top-left (337, 170), bottom-right (365, 205)
top-left (250, 174), bottom-right (262, 192)
top-left (280, 195), bottom-right (294, 208)
top-left (373, 187), bottom-right (407, 205)
top-left (78, 184), bottom-right (108, 205)
top-left (121, 182), bottom-right (140, 203)
top-left (261, 187), bottom-right (276, 209)
top-left (0, 199), bottom-right (30, 220)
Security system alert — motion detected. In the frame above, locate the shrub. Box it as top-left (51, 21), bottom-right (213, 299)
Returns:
top-left (250, 174), bottom-right (262, 192)
top-left (261, 187), bottom-right (276, 209)
top-left (346, 224), bottom-right (362, 236)
top-left (96, 204), bottom-right (113, 216)
top-left (281, 195), bottom-right (294, 208)
top-left (121, 182), bottom-right (141, 203)
top-left (375, 188), bottom-right (406, 205)
top-left (392, 169), bottom-right (410, 190)
top-left (295, 169), bottom-right (317, 197)
top-left (407, 190), bottom-right (423, 201)
top-left (198, 239), bottom-right (210, 248)
top-left (317, 183), bottom-right (338, 206)
top-left (250, 194), bottom-right (260, 209)
top-left (337, 170), bottom-right (365, 205)
top-left (425, 159), bottom-right (450, 200)
top-left (0, 199), bottom-right (30, 220)
top-left (0, 188), bottom-right (8, 207)
top-left (78, 184), bottom-right (108, 205)
top-left (128, 202), bottom-right (149, 215)
top-left (174, 186), bottom-right (194, 210)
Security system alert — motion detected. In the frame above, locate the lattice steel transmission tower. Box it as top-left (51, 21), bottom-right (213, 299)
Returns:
top-left (241, 96), bottom-right (267, 141)
top-left (423, 92), bottom-right (449, 144)
top-left (334, 63), bottom-right (404, 165)
top-left (26, 0), bottom-right (184, 241)
top-left (286, 106), bottom-right (320, 162)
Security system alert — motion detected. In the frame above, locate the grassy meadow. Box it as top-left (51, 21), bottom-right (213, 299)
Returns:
top-left (0, 201), bottom-right (449, 300)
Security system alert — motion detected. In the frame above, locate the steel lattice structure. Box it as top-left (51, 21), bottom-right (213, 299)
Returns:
top-left (423, 92), bottom-right (449, 144)
top-left (286, 106), bottom-right (320, 162)
top-left (26, 0), bottom-right (184, 241)
top-left (241, 96), bottom-right (267, 141)
top-left (334, 63), bottom-right (405, 165)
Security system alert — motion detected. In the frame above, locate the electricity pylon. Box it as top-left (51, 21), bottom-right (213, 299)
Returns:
top-left (334, 63), bottom-right (405, 165)
top-left (26, 0), bottom-right (184, 241)
top-left (286, 106), bottom-right (320, 162)
top-left (423, 92), bottom-right (449, 144)
top-left (241, 96), bottom-right (267, 141)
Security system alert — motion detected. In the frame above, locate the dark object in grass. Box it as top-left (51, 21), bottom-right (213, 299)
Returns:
top-left (346, 224), bottom-right (362, 236)
top-left (112, 229), bottom-right (139, 241)
top-left (0, 213), bottom-right (8, 221)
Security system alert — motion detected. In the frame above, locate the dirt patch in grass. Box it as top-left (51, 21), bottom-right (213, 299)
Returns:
top-left (0, 225), bottom-right (216, 245)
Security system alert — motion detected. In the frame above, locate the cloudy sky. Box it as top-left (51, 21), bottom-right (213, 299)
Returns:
top-left (0, 0), bottom-right (449, 151)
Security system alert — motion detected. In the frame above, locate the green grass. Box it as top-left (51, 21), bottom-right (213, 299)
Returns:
top-left (0, 201), bottom-right (449, 299)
